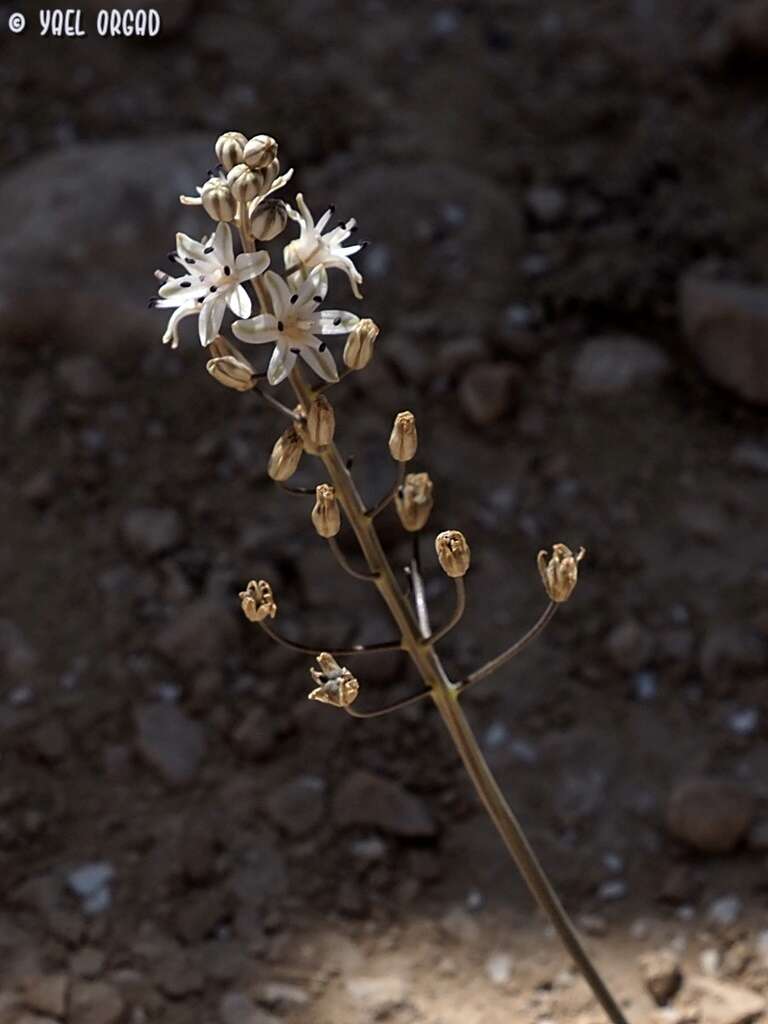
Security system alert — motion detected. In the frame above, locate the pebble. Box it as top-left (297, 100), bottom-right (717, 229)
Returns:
top-left (232, 706), bottom-right (276, 760)
top-left (66, 863), bottom-right (114, 916)
top-left (120, 506), bottom-right (184, 559)
top-left (257, 982), bottom-right (310, 1011)
top-left (730, 440), bottom-right (768, 475)
top-left (665, 777), bottom-right (753, 853)
top-left (219, 991), bottom-right (279, 1024)
top-left (0, 619), bottom-right (38, 679)
top-left (639, 950), bottom-right (682, 1006)
top-left (597, 879), bottom-right (627, 902)
top-left (605, 618), bottom-right (655, 672)
top-left (345, 975), bottom-right (409, 1015)
top-left (332, 771), bottom-right (436, 838)
top-left (688, 975), bottom-right (765, 1024)
top-left (526, 184), bottom-right (567, 225)
top-left (265, 775), bottom-right (326, 837)
top-left (700, 623), bottom-right (767, 682)
top-left (458, 361), bottom-right (518, 425)
top-left (56, 354), bottom-right (113, 402)
top-left (680, 273), bottom-right (768, 406)
top-left (70, 947), bottom-right (106, 978)
top-left (154, 597), bottom-right (238, 672)
top-left (572, 335), bottom-right (670, 397)
top-left (68, 981), bottom-right (124, 1024)
top-left (485, 951), bottom-right (514, 985)
top-left (21, 974), bottom-right (69, 1018)
top-left (707, 894), bottom-right (743, 928)
top-left (133, 701), bottom-right (207, 786)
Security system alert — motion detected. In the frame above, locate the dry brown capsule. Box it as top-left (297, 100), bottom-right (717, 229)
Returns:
top-left (304, 395), bottom-right (336, 449)
top-left (343, 318), bottom-right (379, 370)
top-left (215, 131), bottom-right (247, 172)
top-left (311, 483), bottom-right (341, 538)
top-left (201, 179), bottom-right (238, 222)
top-left (389, 411), bottom-right (417, 462)
top-left (435, 530), bottom-right (471, 578)
top-left (206, 335), bottom-right (255, 392)
top-left (243, 134), bottom-right (278, 169)
top-left (249, 198), bottom-right (288, 241)
top-left (267, 425), bottom-right (304, 481)
top-left (308, 652), bottom-right (359, 708)
top-left (537, 544), bottom-right (585, 603)
top-left (227, 163), bottom-right (265, 203)
top-left (239, 579), bottom-right (277, 622)
top-left (395, 472), bottom-right (434, 532)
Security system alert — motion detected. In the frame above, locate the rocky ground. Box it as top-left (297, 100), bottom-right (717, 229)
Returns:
top-left (2, 1), bottom-right (768, 1022)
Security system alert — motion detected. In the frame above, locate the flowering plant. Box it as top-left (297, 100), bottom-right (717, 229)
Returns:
top-left (151, 131), bottom-right (629, 1024)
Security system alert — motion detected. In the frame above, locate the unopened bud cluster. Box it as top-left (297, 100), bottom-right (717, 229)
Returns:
top-left (192, 132), bottom-right (289, 231)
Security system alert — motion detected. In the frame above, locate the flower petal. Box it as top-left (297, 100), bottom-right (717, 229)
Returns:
top-left (175, 232), bottom-right (216, 267)
top-left (295, 192), bottom-right (314, 231)
top-left (301, 342), bottom-right (339, 383)
top-left (262, 270), bottom-right (293, 317)
top-left (161, 303), bottom-right (199, 349)
top-left (159, 276), bottom-right (208, 302)
top-left (213, 222), bottom-right (235, 270)
top-left (233, 313), bottom-right (280, 346)
top-left (234, 251), bottom-right (270, 282)
top-left (228, 285), bottom-right (252, 318)
top-left (297, 266), bottom-right (328, 306)
top-left (198, 296), bottom-right (226, 346)
top-left (267, 344), bottom-right (297, 386)
top-left (310, 310), bottom-right (360, 335)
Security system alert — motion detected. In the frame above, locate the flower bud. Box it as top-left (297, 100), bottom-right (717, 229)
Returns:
top-left (206, 335), bottom-right (256, 392)
top-left (267, 425), bottom-right (304, 481)
top-left (304, 395), bottom-right (335, 449)
top-left (389, 411), bottom-right (417, 462)
top-left (311, 483), bottom-right (341, 538)
top-left (395, 472), bottom-right (434, 532)
top-left (243, 134), bottom-right (278, 169)
top-left (201, 179), bottom-right (238, 222)
top-left (537, 544), bottom-right (585, 603)
top-left (249, 198), bottom-right (288, 241)
top-left (239, 579), bottom-right (277, 622)
top-left (215, 131), bottom-right (247, 172)
top-left (261, 158), bottom-right (280, 191)
top-left (343, 318), bottom-right (379, 370)
top-left (435, 530), bottom-right (471, 578)
top-left (227, 163), bottom-right (265, 203)
top-left (308, 652), bottom-right (359, 708)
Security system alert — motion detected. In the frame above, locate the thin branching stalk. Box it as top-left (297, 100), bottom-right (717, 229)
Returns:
top-left (428, 577), bottom-right (466, 644)
top-left (258, 619), bottom-right (401, 657)
top-left (327, 535), bottom-right (380, 582)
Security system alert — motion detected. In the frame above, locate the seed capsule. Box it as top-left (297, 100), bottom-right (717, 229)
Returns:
top-left (243, 134), bottom-right (278, 169)
top-left (215, 131), bottom-right (247, 172)
top-left (227, 163), bottom-right (265, 203)
top-left (343, 318), bottom-right (379, 370)
top-left (267, 425), bottom-right (304, 481)
top-left (201, 179), bottom-right (238, 222)
top-left (206, 335), bottom-right (255, 392)
top-left (308, 652), bottom-right (359, 708)
top-left (389, 411), bottom-right (417, 462)
top-left (435, 530), bottom-right (471, 578)
top-left (249, 198), bottom-right (288, 241)
top-left (239, 579), bottom-right (277, 622)
top-left (537, 543), bottom-right (585, 603)
top-left (304, 395), bottom-right (336, 449)
top-left (311, 483), bottom-right (341, 538)
top-left (395, 472), bottom-right (434, 532)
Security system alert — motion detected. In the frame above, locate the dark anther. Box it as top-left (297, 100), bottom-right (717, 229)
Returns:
top-left (319, 342), bottom-right (327, 352)
top-left (185, 257), bottom-right (195, 264)
top-left (350, 225), bottom-right (359, 233)
top-left (167, 252), bottom-right (178, 264)
top-left (397, 486), bottom-right (404, 499)
top-left (328, 204), bottom-right (336, 213)
top-left (223, 265), bottom-right (231, 275)
top-left (204, 246), bottom-right (214, 254)
top-left (290, 294), bottom-right (298, 304)
top-left (313, 295), bottom-right (322, 303)
top-left (147, 298), bottom-right (158, 308)
top-left (290, 347), bottom-right (300, 354)
top-left (180, 281), bottom-right (192, 288)
top-left (333, 317), bottom-right (341, 326)
top-left (360, 241), bottom-right (370, 248)
top-left (277, 321), bottom-right (284, 331)
top-left (346, 456), bottom-right (355, 470)
top-left (197, 297), bottom-right (205, 304)
top-left (209, 286), bottom-right (217, 293)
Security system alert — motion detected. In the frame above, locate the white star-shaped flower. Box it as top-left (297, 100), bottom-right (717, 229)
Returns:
top-left (284, 193), bottom-right (365, 300)
top-left (152, 223), bottom-right (269, 347)
top-left (232, 268), bottom-right (359, 386)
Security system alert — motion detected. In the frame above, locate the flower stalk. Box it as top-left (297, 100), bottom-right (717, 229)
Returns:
top-left (151, 129), bottom-right (630, 1024)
